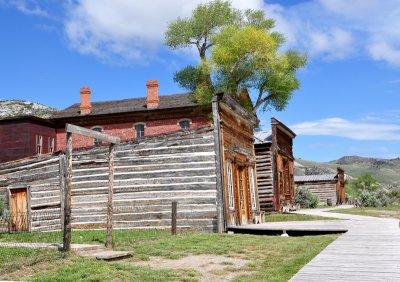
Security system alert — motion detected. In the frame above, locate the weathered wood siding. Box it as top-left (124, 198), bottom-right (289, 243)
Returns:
top-left (254, 142), bottom-right (274, 212)
top-left (219, 102), bottom-right (258, 226)
top-left (0, 127), bottom-right (218, 232)
top-left (71, 127), bottom-right (217, 231)
top-left (0, 155), bottom-right (62, 232)
top-left (295, 181), bottom-right (337, 204)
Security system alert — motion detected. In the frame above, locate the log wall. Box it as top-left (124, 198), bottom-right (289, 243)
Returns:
top-left (254, 143), bottom-right (274, 212)
top-left (0, 155), bottom-right (62, 232)
top-left (0, 127), bottom-right (218, 232)
top-left (295, 181), bottom-right (337, 205)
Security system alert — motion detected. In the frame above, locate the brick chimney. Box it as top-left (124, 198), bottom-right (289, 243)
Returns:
top-left (80, 86), bottom-right (91, 115)
top-left (146, 80), bottom-right (159, 109)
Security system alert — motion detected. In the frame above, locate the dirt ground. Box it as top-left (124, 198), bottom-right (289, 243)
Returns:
top-left (133, 254), bottom-right (253, 282)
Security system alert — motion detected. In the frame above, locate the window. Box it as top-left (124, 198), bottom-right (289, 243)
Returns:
top-left (92, 127), bottom-right (103, 145)
top-left (248, 167), bottom-right (257, 210)
top-left (178, 119), bottom-right (191, 129)
top-left (134, 123), bottom-right (145, 138)
top-left (36, 135), bottom-right (42, 155)
top-left (227, 162), bottom-right (234, 209)
top-left (48, 137), bottom-right (55, 153)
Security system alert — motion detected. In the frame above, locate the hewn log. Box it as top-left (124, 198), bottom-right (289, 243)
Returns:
top-left (66, 124), bottom-right (120, 144)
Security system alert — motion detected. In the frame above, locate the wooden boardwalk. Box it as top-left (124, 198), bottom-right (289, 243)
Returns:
top-left (290, 207), bottom-right (400, 282)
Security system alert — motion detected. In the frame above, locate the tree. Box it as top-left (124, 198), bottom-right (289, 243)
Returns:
top-left (165, 0), bottom-right (306, 113)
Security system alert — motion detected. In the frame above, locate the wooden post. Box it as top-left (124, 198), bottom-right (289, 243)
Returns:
top-left (63, 132), bottom-right (72, 252)
top-left (106, 144), bottom-right (115, 249)
top-left (59, 154), bottom-right (66, 231)
top-left (212, 94), bottom-right (225, 233)
top-left (171, 201), bottom-right (177, 236)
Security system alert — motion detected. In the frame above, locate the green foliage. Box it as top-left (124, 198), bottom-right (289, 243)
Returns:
top-left (165, 0), bottom-right (306, 112)
top-left (295, 187), bottom-right (320, 209)
top-left (351, 173), bottom-right (380, 192)
top-left (358, 188), bottom-right (393, 207)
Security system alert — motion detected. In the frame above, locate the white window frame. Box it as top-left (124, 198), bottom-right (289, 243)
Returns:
top-left (248, 166), bottom-right (257, 210)
top-left (48, 137), bottom-right (55, 153)
top-left (134, 123), bottom-right (145, 138)
top-left (227, 161), bottom-right (234, 210)
top-left (36, 135), bottom-right (42, 155)
top-left (177, 118), bottom-right (192, 129)
top-left (91, 126), bottom-right (103, 145)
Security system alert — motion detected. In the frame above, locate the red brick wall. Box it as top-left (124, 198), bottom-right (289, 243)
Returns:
top-left (0, 120), bottom-right (56, 163)
top-left (56, 116), bottom-right (209, 151)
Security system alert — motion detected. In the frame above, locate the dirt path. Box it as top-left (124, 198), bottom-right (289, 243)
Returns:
top-left (133, 254), bottom-right (253, 282)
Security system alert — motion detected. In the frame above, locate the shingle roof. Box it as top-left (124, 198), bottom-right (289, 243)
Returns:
top-left (51, 93), bottom-right (198, 119)
top-left (294, 174), bottom-right (338, 182)
top-left (254, 130), bottom-right (272, 144)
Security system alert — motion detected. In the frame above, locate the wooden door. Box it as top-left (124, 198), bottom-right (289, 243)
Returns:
top-left (236, 166), bottom-right (249, 225)
top-left (10, 188), bottom-right (28, 232)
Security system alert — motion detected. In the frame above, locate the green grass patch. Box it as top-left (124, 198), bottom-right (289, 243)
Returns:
top-left (2, 230), bottom-right (339, 281)
top-left (28, 257), bottom-right (199, 282)
top-left (265, 213), bottom-right (338, 222)
top-left (0, 247), bottom-right (62, 276)
top-left (332, 206), bottom-right (400, 219)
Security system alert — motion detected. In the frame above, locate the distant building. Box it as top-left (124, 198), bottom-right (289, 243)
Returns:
top-left (254, 118), bottom-right (296, 212)
top-left (294, 168), bottom-right (346, 205)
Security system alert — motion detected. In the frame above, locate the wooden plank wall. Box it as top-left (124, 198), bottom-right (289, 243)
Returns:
top-left (1, 126), bottom-right (218, 232)
top-left (71, 126), bottom-right (218, 232)
top-left (254, 143), bottom-right (274, 212)
top-left (0, 155), bottom-right (62, 232)
top-left (295, 181), bottom-right (337, 205)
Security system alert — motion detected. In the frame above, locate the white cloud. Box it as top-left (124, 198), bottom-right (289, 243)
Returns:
top-left (7, 0), bottom-right (48, 17)
top-left (263, 0), bottom-right (400, 66)
top-left (63, 0), bottom-right (261, 64)
top-left (291, 117), bottom-right (400, 141)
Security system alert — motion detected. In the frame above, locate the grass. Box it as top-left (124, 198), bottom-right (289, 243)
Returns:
top-left (332, 206), bottom-right (400, 219)
top-left (0, 230), bottom-right (339, 282)
top-left (0, 247), bottom-right (63, 276)
top-left (266, 213), bottom-right (338, 222)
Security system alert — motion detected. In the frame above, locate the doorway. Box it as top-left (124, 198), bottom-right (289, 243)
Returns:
top-left (9, 188), bottom-right (29, 232)
top-left (236, 166), bottom-right (249, 225)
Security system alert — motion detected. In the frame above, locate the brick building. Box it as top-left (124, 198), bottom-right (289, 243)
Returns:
top-left (0, 101), bottom-right (57, 163)
top-left (51, 80), bottom-right (210, 151)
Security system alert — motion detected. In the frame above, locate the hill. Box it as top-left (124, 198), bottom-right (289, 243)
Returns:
top-left (296, 156), bottom-right (400, 188)
top-left (0, 100), bottom-right (58, 120)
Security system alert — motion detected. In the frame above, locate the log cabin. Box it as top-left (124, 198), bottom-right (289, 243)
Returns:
top-left (294, 168), bottom-right (347, 205)
top-left (254, 118), bottom-right (296, 212)
top-left (0, 89), bottom-right (260, 233)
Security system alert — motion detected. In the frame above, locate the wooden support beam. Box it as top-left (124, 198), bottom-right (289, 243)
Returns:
top-left (63, 132), bottom-right (72, 252)
top-left (106, 144), bottom-right (115, 249)
top-left (171, 201), bottom-right (177, 236)
top-left (65, 124), bottom-right (120, 144)
top-left (212, 94), bottom-right (225, 233)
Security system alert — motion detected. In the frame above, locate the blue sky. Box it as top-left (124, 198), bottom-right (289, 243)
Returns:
top-left (0, 0), bottom-right (399, 162)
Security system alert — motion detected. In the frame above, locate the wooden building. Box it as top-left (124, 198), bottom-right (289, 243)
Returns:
top-left (0, 92), bottom-right (260, 233)
top-left (254, 118), bottom-right (296, 212)
top-left (294, 168), bottom-right (346, 205)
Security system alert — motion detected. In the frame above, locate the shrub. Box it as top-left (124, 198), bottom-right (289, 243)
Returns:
top-left (358, 190), bottom-right (381, 207)
top-left (357, 189), bottom-right (393, 207)
top-left (295, 187), bottom-right (319, 208)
